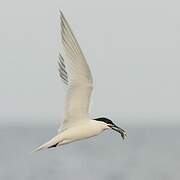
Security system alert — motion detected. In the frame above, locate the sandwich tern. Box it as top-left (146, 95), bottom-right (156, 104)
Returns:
top-left (34, 11), bottom-right (127, 152)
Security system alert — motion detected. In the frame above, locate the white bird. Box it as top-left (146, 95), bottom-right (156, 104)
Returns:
top-left (34, 11), bottom-right (127, 152)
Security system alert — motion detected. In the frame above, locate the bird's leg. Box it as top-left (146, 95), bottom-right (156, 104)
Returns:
top-left (48, 142), bottom-right (59, 149)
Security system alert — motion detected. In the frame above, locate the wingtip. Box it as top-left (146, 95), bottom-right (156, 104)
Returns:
top-left (59, 9), bottom-right (64, 19)
top-left (59, 9), bottom-right (62, 14)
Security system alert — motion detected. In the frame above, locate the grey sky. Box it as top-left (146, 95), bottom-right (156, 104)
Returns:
top-left (0, 0), bottom-right (180, 123)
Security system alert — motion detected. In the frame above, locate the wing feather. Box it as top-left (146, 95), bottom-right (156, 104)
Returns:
top-left (58, 53), bottom-right (68, 85)
top-left (58, 11), bottom-right (93, 131)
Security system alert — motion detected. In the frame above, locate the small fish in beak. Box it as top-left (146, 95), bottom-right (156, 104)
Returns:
top-left (109, 124), bottom-right (127, 140)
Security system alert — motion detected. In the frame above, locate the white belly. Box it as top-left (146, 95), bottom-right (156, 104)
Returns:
top-left (59, 121), bottom-right (108, 144)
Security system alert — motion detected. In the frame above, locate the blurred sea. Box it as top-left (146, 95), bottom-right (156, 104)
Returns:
top-left (0, 123), bottom-right (180, 180)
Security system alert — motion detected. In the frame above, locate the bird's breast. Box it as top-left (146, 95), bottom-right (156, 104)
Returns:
top-left (61, 121), bottom-right (107, 142)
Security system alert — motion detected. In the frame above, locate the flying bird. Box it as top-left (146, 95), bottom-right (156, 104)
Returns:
top-left (34, 11), bottom-right (127, 152)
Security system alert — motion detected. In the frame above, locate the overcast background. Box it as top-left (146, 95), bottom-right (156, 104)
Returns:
top-left (0, 0), bottom-right (180, 124)
top-left (1, 1), bottom-right (180, 180)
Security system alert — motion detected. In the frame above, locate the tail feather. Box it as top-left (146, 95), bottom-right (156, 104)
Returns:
top-left (32, 134), bottom-right (62, 153)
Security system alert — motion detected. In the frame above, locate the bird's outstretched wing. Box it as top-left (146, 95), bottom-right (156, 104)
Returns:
top-left (58, 11), bottom-right (93, 131)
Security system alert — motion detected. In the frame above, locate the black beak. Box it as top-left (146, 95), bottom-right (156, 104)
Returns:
top-left (111, 124), bottom-right (127, 140)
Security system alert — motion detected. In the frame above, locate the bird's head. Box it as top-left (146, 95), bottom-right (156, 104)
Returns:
top-left (94, 117), bottom-right (127, 140)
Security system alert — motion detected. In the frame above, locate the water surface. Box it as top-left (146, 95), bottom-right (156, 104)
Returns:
top-left (0, 124), bottom-right (180, 180)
